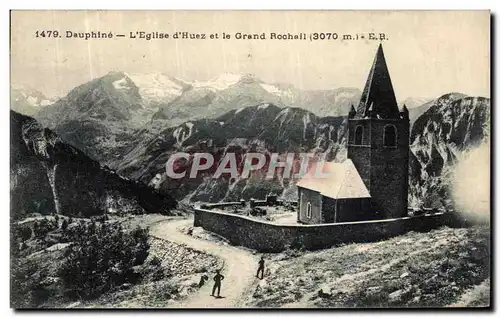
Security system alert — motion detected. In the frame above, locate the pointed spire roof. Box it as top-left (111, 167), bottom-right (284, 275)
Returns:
top-left (355, 44), bottom-right (400, 119)
top-left (348, 104), bottom-right (356, 118)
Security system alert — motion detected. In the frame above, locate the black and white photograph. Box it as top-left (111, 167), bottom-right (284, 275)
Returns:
top-left (9, 10), bottom-right (491, 309)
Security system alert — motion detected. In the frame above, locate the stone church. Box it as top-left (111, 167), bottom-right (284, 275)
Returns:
top-left (297, 44), bottom-right (410, 224)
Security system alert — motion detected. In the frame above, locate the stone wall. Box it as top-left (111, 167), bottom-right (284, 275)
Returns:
top-left (194, 208), bottom-right (464, 252)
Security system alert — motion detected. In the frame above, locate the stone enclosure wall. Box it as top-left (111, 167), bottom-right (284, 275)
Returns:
top-left (193, 207), bottom-right (466, 252)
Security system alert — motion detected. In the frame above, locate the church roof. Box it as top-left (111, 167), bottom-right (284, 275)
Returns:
top-left (355, 44), bottom-right (400, 119)
top-left (296, 159), bottom-right (370, 199)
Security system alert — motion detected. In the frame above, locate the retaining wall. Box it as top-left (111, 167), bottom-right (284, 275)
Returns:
top-left (193, 208), bottom-right (465, 252)
top-left (199, 202), bottom-right (244, 209)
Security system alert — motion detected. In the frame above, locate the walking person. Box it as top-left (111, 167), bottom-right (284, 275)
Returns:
top-left (211, 270), bottom-right (224, 297)
top-left (256, 256), bottom-right (265, 279)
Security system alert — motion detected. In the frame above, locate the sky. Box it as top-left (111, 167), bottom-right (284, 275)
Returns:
top-left (11, 11), bottom-right (490, 102)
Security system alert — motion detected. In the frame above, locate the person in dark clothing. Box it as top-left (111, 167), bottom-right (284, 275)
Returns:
top-left (256, 256), bottom-right (265, 279)
top-left (211, 270), bottom-right (224, 297)
top-left (198, 274), bottom-right (208, 288)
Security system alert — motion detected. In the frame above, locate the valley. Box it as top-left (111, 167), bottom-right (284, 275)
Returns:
top-left (11, 72), bottom-right (489, 210)
top-left (9, 71), bottom-right (491, 309)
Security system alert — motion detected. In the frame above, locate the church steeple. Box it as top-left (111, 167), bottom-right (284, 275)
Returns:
top-left (356, 44), bottom-right (399, 119)
top-left (347, 43), bottom-right (410, 220)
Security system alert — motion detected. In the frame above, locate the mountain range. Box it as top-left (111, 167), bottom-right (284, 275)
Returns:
top-left (116, 103), bottom-right (348, 202)
top-left (10, 85), bottom-right (56, 116)
top-left (28, 71), bottom-right (362, 166)
top-left (113, 93), bottom-right (490, 208)
top-left (17, 71), bottom-right (429, 165)
top-left (10, 71), bottom-right (490, 211)
top-left (20, 71), bottom-right (431, 123)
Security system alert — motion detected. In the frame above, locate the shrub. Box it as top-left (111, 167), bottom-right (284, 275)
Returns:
top-left (131, 227), bottom-right (150, 266)
top-left (33, 218), bottom-right (58, 238)
top-left (58, 222), bottom-right (151, 300)
top-left (143, 256), bottom-right (165, 281)
top-left (60, 219), bottom-right (68, 232)
top-left (15, 224), bottom-right (32, 241)
top-left (11, 258), bottom-right (52, 308)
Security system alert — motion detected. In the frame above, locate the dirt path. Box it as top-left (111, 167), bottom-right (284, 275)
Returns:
top-left (151, 218), bottom-right (259, 308)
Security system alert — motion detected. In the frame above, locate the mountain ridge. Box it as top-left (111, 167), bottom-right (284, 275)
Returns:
top-left (27, 71), bottom-right (362, 166)
top-left (11, 73), bottom-right (491, 211)
top-left (10, 110), bottom-right (177, 219)
top-left (115, 92), bottom-right (490, 210)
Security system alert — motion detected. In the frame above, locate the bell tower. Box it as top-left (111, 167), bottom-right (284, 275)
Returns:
top-left (347, 44), bottom-right (410, 219)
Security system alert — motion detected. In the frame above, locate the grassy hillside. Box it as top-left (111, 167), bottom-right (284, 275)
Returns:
top-left (11, 215), bottom-right (220, 308)
top-left (245, 225), bottom-right (490, 308)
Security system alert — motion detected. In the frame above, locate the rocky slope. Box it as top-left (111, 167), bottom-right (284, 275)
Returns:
top-left (35, 71), bottom-right (157, 166)
top-left (116, 92), bottom-right (489, 211)
top-left (245, 226), bottom-right (489, 308)
top-left (408, 93), bottom-right (490, 209)
top-left (32, 72), bottom-right (361, 166)
top-left (117, 104), bottom-right (348, 202)
top-left (10, 110), bottom-right (177, 219)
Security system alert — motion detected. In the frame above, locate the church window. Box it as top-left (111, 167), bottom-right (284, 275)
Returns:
top-left (354, 126), bottom-right (363, 145)
top-left (306, 202), bottom-right (312, 218)
top-left (384, 125), bottom-right (397, 147)
top-left (300, 193), bottom-right (304, 212)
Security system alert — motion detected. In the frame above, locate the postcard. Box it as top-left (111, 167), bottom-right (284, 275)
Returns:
top-left (10, 10), bottom-right (490, 309)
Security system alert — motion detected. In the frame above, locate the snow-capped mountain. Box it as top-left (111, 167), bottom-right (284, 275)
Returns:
top-left (35, 71), bottom-right (153, 165)
top-left (151, 73), bottom-right (284, 126)
top-left (34, 70), bottom-right (361, 134)
top-left (126, 72), bottom-right (189, 107)
top-left (150, 72), bottom-right (362, 127)
top-left (189, 72), bottom-right (244, 90)
top-left (30, 70), bottom-right (441, 171)
top-left (29, 67), bottom-right (490, 209)
top-left (10, 85), bottom-right (55, 116)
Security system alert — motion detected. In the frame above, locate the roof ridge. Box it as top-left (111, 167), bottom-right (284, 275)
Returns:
top-left (297, 160), bottom-right (370, 199)
top-left (332, 160), bottom-right (351, 199)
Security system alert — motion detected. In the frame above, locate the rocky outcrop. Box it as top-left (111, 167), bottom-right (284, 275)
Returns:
top-left (117, 104), bottom-right (348, 202)
top-left (408, 94), bottom-right (490, 208)
top-left (35, 71), bottom-right (153, 166)
top-left (149, 237), bottom-right (220, 277)
top-left (116, 91), bottom-right (490, 208)
top-left (10, 110), bottom-right (177, 219)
